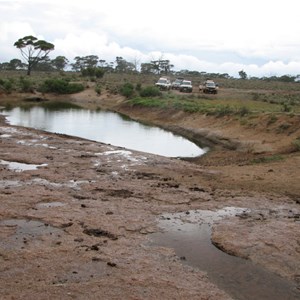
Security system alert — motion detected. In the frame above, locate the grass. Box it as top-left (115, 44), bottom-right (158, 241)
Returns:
top-left (1, 71), bottom-right (300, 115)
top-left (128, 92), bottom-right (298, 115)
top-left (251, 155), bottom-right (284, 164)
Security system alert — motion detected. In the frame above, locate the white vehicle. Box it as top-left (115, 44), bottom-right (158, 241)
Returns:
top-left (179, 80), bottom-right (193, 93)
top-left (171, 78), bottom-right (184, 89)
top-left (199, 80), bottom-right (218, 94)
top-left (155, 78), bottom-right (171, 91)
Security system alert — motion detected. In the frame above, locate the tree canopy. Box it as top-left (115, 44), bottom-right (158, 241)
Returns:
top-left (14, 35), bottom-right (54, 75)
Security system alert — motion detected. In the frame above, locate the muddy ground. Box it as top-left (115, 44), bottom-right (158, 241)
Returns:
top-left (0, 88), bottom-right (299, 299)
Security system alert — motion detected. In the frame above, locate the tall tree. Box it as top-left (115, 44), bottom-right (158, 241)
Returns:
top-left (51, 56), bottom-right (69, 71)
top-left (238, 70), bottom-right (247, 80)
top-left (71, 55), bottom-right (99, 71)
top-left (14, 35), bottom-right (54, 75)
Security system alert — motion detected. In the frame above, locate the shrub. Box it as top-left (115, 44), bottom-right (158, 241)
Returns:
top-left (81, 67), bottom-right (105, 79)
top-left (139, 86), bottom-right (161, 97)
top-left (214, 105), bottom-right (235, 117)
top-left (251, 155), bottom-right (283, 164)
top-left (120, 83), bottom-right (135, 98)
top-left (38, 78), bottom-right (85, 94)
top-left (95, 85), bottom-right (101, 95)
top-left (19, 76), bottom-right (34, 92)
top-left (238, 106), bottom-right (250, 116)
top-left (0, 79), bottom-right (14, 93)
top-left (292, 138), bottom-right (300, 151)
top-left (282, 102), bottom-right (292, 112)
top-left (136, 83), bottom-right (142, 91)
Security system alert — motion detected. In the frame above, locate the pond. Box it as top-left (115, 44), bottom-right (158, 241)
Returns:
top-left (1, 106), bottom-right (206, 158)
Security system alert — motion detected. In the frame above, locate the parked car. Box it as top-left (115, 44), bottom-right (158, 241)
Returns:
top-left (155, 77), bottom-right (171, 90)
top-left (171, 78), bottom-right (184, 90)
top-left (179, 80), bottom-right (193, 93)
top-left (199, 80), bottom-right (218, 94)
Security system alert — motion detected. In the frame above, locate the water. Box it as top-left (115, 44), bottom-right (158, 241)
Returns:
top-left (0, 159), bottom-right (47, 172)
top-left (0, 219), bottom-right (62, 250)
top-left (1, 106), bottom-right (205, 158)
top-left (151, 208), bottom-right (300, 300)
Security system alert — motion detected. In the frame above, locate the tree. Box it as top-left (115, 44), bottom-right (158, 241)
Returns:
top-left (51, 56), bottom-right (69, 71)
top-left (14, 35), bottom-right (54, 75)
top-left (115, 57), bottom-right (135, 73)
top-left (71, 55), bottom-right (99, 71)
top-left (7, 59), bottom-right (26, 70)
top-left (238, 70), bottom-right (247, 80)
top-left (31, 55), bottom-right (54, 71)
top-left (150, 59), bottom-right (173, 75)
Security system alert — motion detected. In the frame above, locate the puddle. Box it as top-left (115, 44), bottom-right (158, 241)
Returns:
top-left (0, 159), bottom-right (47, 172)
top-left (0, 178), bottom-right (92, 190)
top-left (0, 219), bottom-right (62, 250)
top-left (151, 208), bottom-right (299, 300)
top-left (36, 202), bottom-right (66, 208)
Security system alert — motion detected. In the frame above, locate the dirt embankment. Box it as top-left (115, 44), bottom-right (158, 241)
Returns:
top-left (69, 87), bottom-right (300, 198)
top-left (0, 88), bottom-right (299, 299)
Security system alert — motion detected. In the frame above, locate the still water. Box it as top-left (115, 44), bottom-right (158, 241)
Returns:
top-left (151, 209), bottom-right (300, 300)
top-left (1, 106), bottom-right (205, 157)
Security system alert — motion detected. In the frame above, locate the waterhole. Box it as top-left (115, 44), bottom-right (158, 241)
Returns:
top-left (151, 208), bottom-right (299, 300)
top-left (1, 106), bottom-right (206, 157)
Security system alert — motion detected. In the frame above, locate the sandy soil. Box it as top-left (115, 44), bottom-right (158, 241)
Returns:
top-left (0, 87), bottom-right (299, 299)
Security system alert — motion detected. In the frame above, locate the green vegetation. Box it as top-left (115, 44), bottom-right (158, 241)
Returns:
top-left (38, 78), bottom-right (84, 94)
top-left (128, 90), bottom-right (300, 115)
top-left (292, 138), bottom-right (300, 151)
top-left (1, 71), bottom-right (300, 116)
top-left (251, 155), bottom-right (284, 164)
top-left (14, 35), bottom-right (54, 75)
top-left (120, 83), bottom-right (135, 98)
top-left (139, 86), bottom-right (161, 97)
top-left (40, 101), bottom-right (82, 110)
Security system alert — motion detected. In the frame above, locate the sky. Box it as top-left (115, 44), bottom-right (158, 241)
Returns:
top-left (1, 0), bottom-right (300, 77)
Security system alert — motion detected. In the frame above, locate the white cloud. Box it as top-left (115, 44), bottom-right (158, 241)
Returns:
top-left (1, 0), bottom-right (300, 77)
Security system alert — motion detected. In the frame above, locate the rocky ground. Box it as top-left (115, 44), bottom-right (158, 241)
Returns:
top-left (0, 88), bottom-right (299, 299)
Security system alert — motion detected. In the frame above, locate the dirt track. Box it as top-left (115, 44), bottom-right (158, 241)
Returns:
top-left (0, 88), bottom-right (299, 299)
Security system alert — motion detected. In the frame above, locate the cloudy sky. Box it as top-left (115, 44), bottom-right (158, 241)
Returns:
top-left (1, 0), bottom-right (300, 77)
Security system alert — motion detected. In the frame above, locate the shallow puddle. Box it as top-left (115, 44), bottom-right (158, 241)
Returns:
top-left (0, 219), bottom-right (62, 250)
top-left (0, 159), bottom-right (47, 172)
top-left (151, 208), bottom-right (299, 300)
top-left (36, 202), bottom-right (66, 208)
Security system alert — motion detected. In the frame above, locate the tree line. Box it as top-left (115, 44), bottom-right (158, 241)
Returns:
top-left (0, 35), bottom-right (299, 83)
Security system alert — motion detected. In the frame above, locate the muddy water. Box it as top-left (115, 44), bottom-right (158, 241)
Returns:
top-left (151, 208), bottom-right (299, 300)
top-left (0, 219), bottom-right (63, 250)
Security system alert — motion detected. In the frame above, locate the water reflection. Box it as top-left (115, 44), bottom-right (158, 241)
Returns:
top-left (1, 106), bottom-right (206, 157)
top-left (151, 208), bottom-right (300, 300)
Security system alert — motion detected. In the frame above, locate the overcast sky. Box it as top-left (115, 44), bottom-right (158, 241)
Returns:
top-left (1, 0), bottom-right (300, 77)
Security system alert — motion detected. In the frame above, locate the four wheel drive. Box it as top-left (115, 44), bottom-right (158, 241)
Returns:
top-left (179, 80), bottom-right (193, 93)
top-left (155, 78), bottom-right (171, 90)
top-left (171, 78), bottom-right (184, 89)
top-left (199, 80), bottom-right (218, 94)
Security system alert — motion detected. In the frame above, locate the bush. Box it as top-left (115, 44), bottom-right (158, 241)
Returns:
top-left (81, 67), bottom-right (105, 79)
top-left (95, 85), bottom-right (101, 95)
top-left (238, 106), bottom-right (250, 116)
top-left (19, 76), bottom-right (34, 92)
top-left (136, 83), bottom-right (142, 91)
top-left (38, 78), bottom-right (85, 94)
top-left (139, 86), bottom-right (161, 97)
top-left (292, 138), bottom-right (300, 151)
top-left (0, 79), bottom-right (14, 93)
top-left (213, 105), bottom-right (235, 117)
top-left (120, 83), bottom-right (135, 98)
